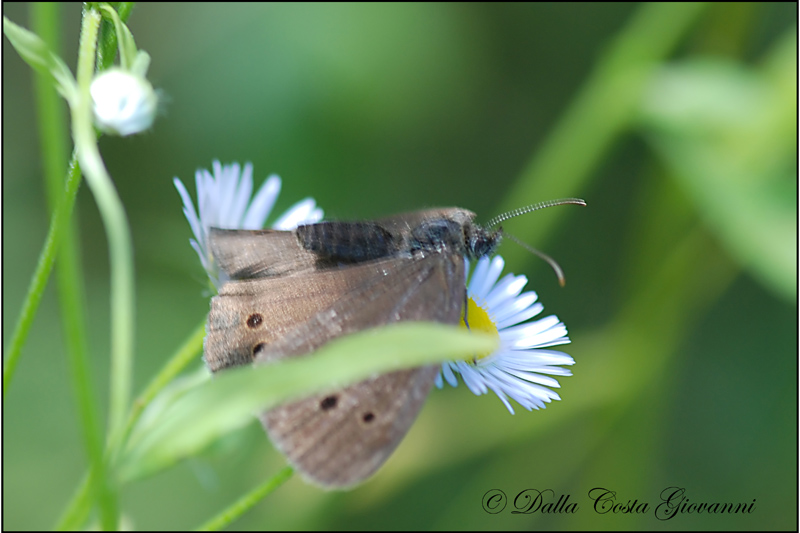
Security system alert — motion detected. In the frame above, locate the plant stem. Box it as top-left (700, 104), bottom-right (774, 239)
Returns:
top-left (121, 320), bottom-right (207, 445)
top-left (54, 470), bottom-right (93, 531)
top-left (73, 5), bottom-right (136, 458)
top-left (2, 157), bottom-right (82, 396)
top-left (70, 6), bottom-right (139, 528)
top-left (196, 467), bottom-right (295, 531)
top-left (32, 1), bottom-right (113, 531)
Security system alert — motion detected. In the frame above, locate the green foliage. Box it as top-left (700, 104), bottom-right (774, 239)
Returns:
top-left (639, 33), bottom-right (797, 300)
top-left (3, 15), bottom-right (77, 103)
top-left (3, 2), bottom-right (795, 531)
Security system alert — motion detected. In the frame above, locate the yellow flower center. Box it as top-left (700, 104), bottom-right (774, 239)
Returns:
top-left (460, 297), bottom-right (500, 362)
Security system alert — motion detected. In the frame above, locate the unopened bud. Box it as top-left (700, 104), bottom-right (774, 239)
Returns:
top-left (90, 68), bottom-right (157, 136)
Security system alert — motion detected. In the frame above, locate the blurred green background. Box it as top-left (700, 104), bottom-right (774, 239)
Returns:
top-left (3, 2), bottom-right (796, 530)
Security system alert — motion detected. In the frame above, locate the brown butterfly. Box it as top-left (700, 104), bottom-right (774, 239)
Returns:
top-left (203, 200), bottom-right (584, 488)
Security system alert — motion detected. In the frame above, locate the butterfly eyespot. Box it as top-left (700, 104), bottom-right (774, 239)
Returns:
top-left (246, 313), bottom-right (264, 328)
top-left (252, 343), bottom-right (266, 357)
top-left (362, 412), bottom-right (375, 423)
top-left (320, 395), bottom-right (338, 410)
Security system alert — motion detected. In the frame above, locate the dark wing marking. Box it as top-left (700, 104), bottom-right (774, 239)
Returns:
top-left (295, 222), bottom-right (399, 262)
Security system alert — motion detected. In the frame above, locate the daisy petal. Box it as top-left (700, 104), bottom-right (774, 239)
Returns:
top-left (437, 254), bottom-right (575, 414)
top-left (242, 175), bottom-right (281, 229)
top-left (229, 163), bottom-right (254, 227)
top-left (484, 274), bottom-right (527, 309)
top-left (273, 197), bottom-right (322, 230)
top-left (174, 162), bottom-right (323, 286)
top-left (472, 256), bottom-right (505, 301)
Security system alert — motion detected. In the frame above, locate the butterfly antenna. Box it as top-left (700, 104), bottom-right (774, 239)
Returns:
top-left (505, 233), bottom-right (568, 287)
top-left (485, 198), bottom-right (586, 229)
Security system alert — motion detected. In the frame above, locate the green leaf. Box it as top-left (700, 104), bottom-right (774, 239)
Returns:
top-left (638, 32), bottom-right (797, 301)
top-left (95, 2), bottom-right (135, 71)
top-left (98, 4), bottom-right (139, 71)
top-left (3, 16), bottom-right (77, 104)
top-left (118, 322), bottom-right (497, 481)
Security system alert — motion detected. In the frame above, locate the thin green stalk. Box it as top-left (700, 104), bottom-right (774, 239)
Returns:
top-left (70, 7), bottom-right (137, 529)
top-left (73, 6), bottom-right (136, 456)
top-left (121, 320), bottom-right (206, 447)
top-left (496, 2), bottom-right (709, 262)
top-left (31, 5), bottom-right (110, 529)
top-left (32, 3), bottom-right (67, 201)
top-left (55, 471), bottom-right (93, 531)
top-left (196, 467), bottom-right (295, 531)
top-left (2, 155), bottom-right (83, 395)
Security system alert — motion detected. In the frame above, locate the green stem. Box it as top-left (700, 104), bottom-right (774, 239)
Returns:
top-left (496, 2), bottom-right (708, 263)
top-left (34, 0), bottom-right (98, 481)
top-left (73, 6), bottom-right (136, 457)
top-left (32, 1), bottom-right (111, 530)
top-left (32, 3), bottom-right (68, 202)
top-left (68, 7), bottom-right (140, 529)
top-left (121, 320), bottom-right (207, 447)
top-left (196, 467), bottom-right (295, 531)
top-left (2, 156), bottom-right (83, 396)
top-left (54, 470), bottom-right (93, 531)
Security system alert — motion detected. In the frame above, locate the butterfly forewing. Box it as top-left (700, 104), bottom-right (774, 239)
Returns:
top-left (209, 228), bottom-right (321, 280)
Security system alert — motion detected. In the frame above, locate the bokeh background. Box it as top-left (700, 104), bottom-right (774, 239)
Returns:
top-left (3, 2), bottom-right (796, 530)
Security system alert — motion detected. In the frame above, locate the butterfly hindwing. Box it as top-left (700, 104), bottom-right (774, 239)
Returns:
top-left (206, 240), bottom-right (465, 487)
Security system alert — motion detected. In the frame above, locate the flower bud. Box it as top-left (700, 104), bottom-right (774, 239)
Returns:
top-left (90, 68), bottom-right (157, 136)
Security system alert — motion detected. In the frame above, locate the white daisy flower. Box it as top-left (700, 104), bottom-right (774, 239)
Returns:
top-left (436, 255), bottom-right (575, 414)
top-left (174, 160), bottom-right (323, 286)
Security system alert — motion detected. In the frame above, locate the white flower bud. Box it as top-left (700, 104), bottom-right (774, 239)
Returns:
top-left (90, 68), bottom-right (157, 136)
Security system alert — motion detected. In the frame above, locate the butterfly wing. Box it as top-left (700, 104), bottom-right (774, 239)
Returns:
top-left (208, 228), bottom-right (320, 280)
top-left (206, 250), bottom-right (464, 487)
